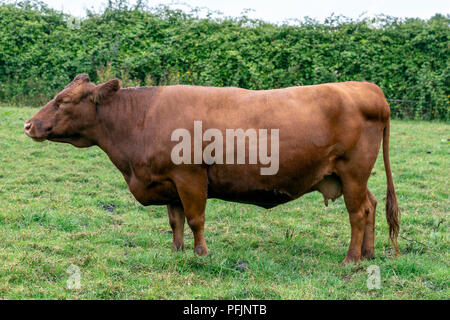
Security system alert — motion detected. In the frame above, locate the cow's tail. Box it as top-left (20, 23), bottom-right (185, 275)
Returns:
top-left (383, 120), bottom-right (400, 256)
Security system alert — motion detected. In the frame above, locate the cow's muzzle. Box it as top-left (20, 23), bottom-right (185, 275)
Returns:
top-left (24, 119), bottom-right (51, 142)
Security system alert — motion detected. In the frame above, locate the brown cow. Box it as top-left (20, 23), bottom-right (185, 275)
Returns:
top-left (24, 74), bottom-right (400, 263)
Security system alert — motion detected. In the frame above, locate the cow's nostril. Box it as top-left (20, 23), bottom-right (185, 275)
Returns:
top-left (24, 122), bottom-right (32, 131)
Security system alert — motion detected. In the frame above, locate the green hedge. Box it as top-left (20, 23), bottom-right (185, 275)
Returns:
top-left (0, 0), bottom-right (448, 119)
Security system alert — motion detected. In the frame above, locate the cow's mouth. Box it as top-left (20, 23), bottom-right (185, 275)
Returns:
top-left (30, 136), bottom-right (46, 142)
top-left (24, 130), bottom-right (47, 142)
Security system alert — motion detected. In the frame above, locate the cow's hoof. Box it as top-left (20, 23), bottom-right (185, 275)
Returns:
top-left (194, 245), bottom-right (208, 256)
top-left (172, 243), bottom-right (185, 252)
top-left (362, 250), bottom-right (376, 260)
top-left (341, 256), bottom-right (361, 265)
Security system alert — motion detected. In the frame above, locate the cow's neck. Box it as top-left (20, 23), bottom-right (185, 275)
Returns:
top-left (93, 88), bottom-right (155, 177)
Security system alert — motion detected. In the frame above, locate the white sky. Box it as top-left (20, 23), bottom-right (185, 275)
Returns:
top-left (42, 0), bottom-right (449, 22)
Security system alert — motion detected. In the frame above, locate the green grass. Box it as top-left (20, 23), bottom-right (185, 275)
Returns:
top-left (0, 106), bottom-right (448, 299)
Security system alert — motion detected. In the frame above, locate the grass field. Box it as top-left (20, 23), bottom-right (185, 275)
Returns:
top-left (0, 106), bottom-right (448, 299)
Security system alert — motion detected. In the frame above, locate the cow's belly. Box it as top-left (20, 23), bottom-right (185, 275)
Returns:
top-left (206, 162), bottom-right (329, 208)
top-left (208, 188), bottom-right (296, 209)
top-left (207, 170), bottom-right (342, 209)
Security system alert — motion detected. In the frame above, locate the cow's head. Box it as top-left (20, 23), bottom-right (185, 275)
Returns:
top-left (24, 74), bottom-right (120, 147)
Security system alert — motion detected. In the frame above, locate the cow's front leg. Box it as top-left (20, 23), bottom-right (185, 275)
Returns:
top-left (171, 168), bottom-right (208, 256)
top-left (167, 204), bottom-right (186, 251)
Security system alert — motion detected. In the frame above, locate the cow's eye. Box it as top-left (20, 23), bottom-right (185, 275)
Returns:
top-left (62, 100), bottom-right (71, 104)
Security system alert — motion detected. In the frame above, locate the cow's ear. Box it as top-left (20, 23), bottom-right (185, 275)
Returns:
top-left (92, 79), bottom-right (121, 104)
top-left (74, 73), bottom-right (90, 83)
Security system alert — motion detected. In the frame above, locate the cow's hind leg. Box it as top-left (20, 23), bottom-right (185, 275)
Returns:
top-left (337, 123), bottom-right (383, 264)
top-left (339, 174), bottom-right (370, 264)
top-left (167, 204), bottom-right (186, 251)
top-left (362, 189), bottom-right (377, 259)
